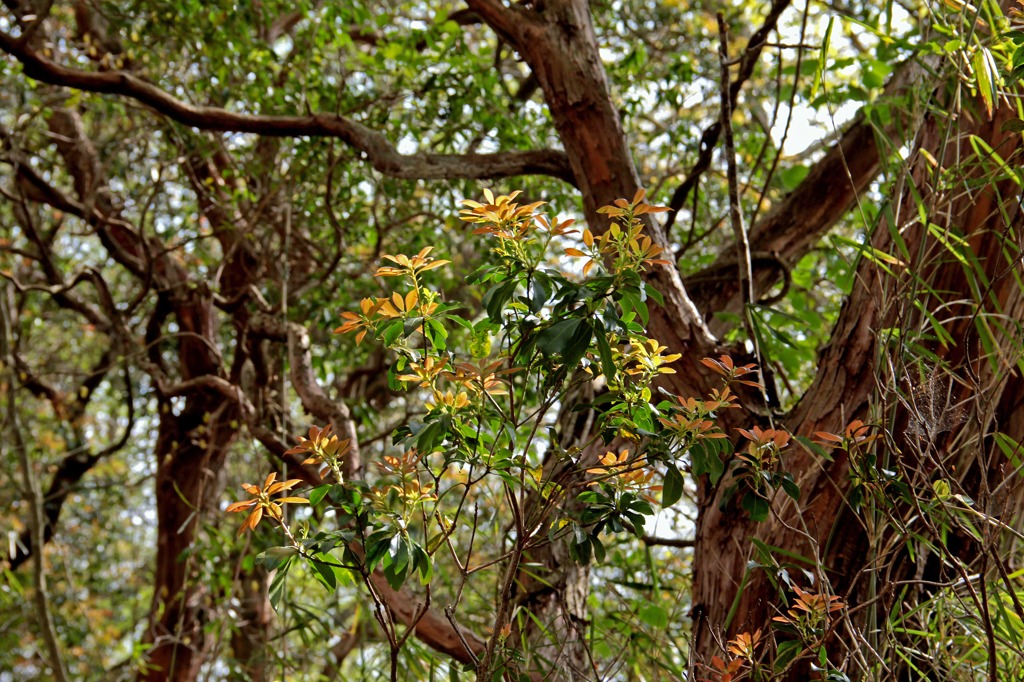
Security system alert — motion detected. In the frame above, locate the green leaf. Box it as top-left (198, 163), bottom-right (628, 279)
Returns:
top-left (389, 533), bottom-right (410, 573)
top-left (256, 546), bottom-right (298, 572)
top-left (310, 554), bottom-right (338, 591)
top-left (812, 17), bottom-right (834, 99)
top-left (382, 557), bottom-right (409, 590)
top-left (483, 279), bottom-right (518, 322)
top-left (595, 323), bottom-right (617, 381)
top-left (403, 316), bottom-right (424, 336)
top-left (862, 59), bottom-right (892, 89)
top-left (741, 491), bottom-right (770, 522)
top-left (1001, 118), bottom-right (1024, 134)
top-left (426, 318), bottom-right (449, 348)
top-left (776, 640), bottom-right (803, 671)
top-left (632, 404), bottom-right (655, 433)
top-left (364, 532), bottom-right (391, 571)
top-left (779, 165), bottom-right (810, 191)
top-left (780, 474), bottom-right (801, 501)
top-left (662, 464), bottom-right (684, 507)
top-left (591, 534), bottom-right (606, 563)
top-left (537, 318), bottom-right (593, 367)
top-left (530, 272), bottom-right (551, 313)
top-left (563, 321), bottom-right (594, 368)
top-left (382, 319), bottom-right (404, 346)
top-left (638, 603), bottom-right (668, 629)
top-left (572, 523), bottom-right (587, 546)
top-left (417, 419), bottom-right (445, 451)
top-left (643, 282), bottom-right (664, 307)
top-left (620, 289), bottom-right (649, 326)
top-left (537, 318), bottom-right (584, 355)
top-left (267, 560), bottom-right (291, 611)
top-left (412, 544), bottom-right (433, 585)
top-left (308, 484), bottom-right (331, 507)
top-left (691, 438), bottom-right (728, 485)
top-left (994, 432), bottom-right (1023, 467)
top-left (569, 531), bottom-right (592, 564)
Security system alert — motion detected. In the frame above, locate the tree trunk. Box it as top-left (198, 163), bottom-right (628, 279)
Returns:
top-left (692, 89), bottom-right (1024, 674)
top-left (143, 393), bottom-right (239, 681)
top-left (141, 285), bottom-right (240, 680)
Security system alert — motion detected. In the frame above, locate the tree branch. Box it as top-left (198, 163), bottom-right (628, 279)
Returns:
top-left (0, 32), bottom-right (575, 186)
top-left (248, 313), bottom-right (362, 477)
top-left (6, 353), bottom-right (134, 572)
top-left (463, 0), bottom-right (536, 46)
top-left (642, 535), bottom-right (695, 549)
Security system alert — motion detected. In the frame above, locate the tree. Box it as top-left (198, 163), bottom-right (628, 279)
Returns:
top-left (2, 0), bottom-right (1023, 680)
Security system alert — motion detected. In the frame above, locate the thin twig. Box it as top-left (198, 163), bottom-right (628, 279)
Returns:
top-left (1, 285), bottom-right (71, 682)
top-left (717, 13), bottom-right (775, 417)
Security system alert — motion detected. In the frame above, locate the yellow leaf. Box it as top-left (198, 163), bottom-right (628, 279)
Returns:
top-left (973, 47), bottom-right (998, 120)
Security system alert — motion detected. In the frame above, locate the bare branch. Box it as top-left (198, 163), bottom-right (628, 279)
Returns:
top-left (249, 314), bottom-right (362, 477)
top-left (6, 352), bottom-right (134, 572)
top-left (642, 535), bottom-right (695, 549)
top-left (0, 32), bottom-right (575, 185)
top-left (366, 565), bottom-right (487, 665)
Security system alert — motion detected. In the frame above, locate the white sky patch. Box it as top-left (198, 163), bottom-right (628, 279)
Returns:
top-left (768, 9), bottom-right (913, 157)
top-left (771, 99), bottom-right (860, 156)
top-left (397, 135), bottom-right (418, 155)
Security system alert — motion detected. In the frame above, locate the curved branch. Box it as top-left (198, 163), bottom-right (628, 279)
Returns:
top-left (464, 0), bottom-right (537, 46)
top-left (249, 314), bottom-right (362, 477)
top-left (0, 32), bottom-right (575, 186)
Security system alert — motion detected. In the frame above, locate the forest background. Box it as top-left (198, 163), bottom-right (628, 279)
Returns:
top-left (2, 0), bottom-right (1024, 680)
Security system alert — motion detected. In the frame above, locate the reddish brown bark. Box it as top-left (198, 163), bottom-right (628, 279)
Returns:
top-left (691, 93), bottom-right (1024, 673)
top-left (144, 393), bottom-right (239, 681)
top-left (466, 2), bottom-right (1024, 676)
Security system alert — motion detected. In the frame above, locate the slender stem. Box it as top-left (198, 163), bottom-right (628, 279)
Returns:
top-left (1, 287), bottom-right (71, 682)
top-left (717, 13), bottom-right (774, 421)
top-left (476, 538), bottom-right (525, 680)
top-left (717, 14), bottom-right (753, 324)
